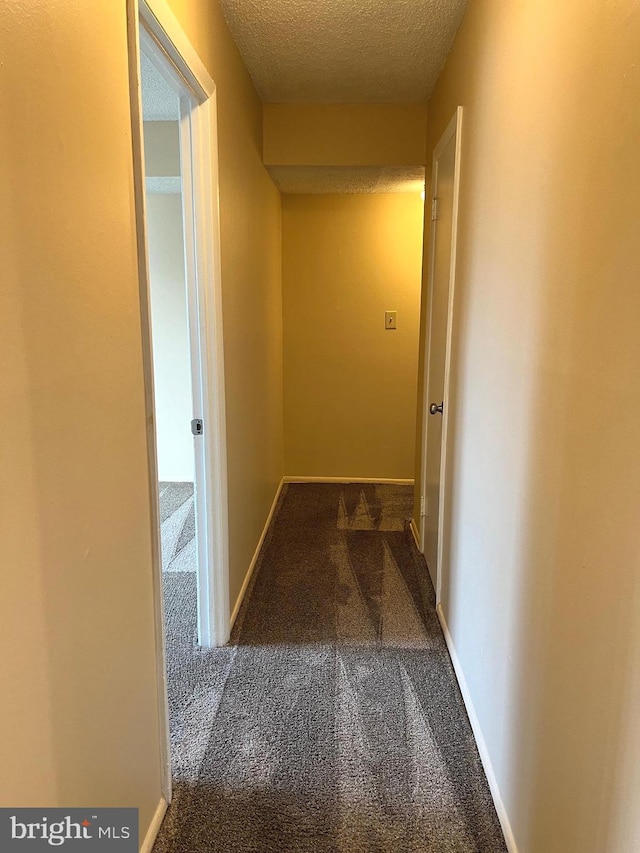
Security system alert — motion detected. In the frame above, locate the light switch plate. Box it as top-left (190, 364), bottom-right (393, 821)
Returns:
top-left (385, 310), bottom-right (397, 330)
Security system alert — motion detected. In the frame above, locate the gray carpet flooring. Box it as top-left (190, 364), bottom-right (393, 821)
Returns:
top-left (159, 482), bottom-right (196, 572)
top-left (155, 483), bottom-right (507, 852)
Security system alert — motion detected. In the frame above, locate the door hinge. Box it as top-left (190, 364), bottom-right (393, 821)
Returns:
top-left (431, 198), bottom-right (439, 221)
top-left (191, 418), bottom-right (203, 436)
top-left (420, 495), bottom-right (427, 517)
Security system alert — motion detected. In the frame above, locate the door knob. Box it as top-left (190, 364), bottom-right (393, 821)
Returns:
top-left (429, 402), bottom-right (444, 415)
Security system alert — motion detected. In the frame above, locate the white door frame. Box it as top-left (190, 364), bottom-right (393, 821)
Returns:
top-left (418, 107), bottom-right (463, 605)
top-left (127, 0), bottom-right (230, 801)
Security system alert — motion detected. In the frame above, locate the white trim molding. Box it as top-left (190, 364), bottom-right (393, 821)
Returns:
top-left (437, 605), bottom-right (519, 853)
top-left (126, 0), bottom-right (172, 807)
top-left (409, 518), bottom-right (421, 549)
top-left (230, 479), bottom-right (286, 629)
top-left (283, 476), bottom-right (415, 486)
top-left (140, 798), bottom-right (168, 853)
top-left (139, 0), bottom-right (214, 98)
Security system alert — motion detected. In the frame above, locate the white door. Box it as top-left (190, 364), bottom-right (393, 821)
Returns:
top-left (420, 109), bottom-right (463, 597)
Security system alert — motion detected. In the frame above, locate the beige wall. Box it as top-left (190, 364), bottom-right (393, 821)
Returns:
top-left (0, 0), bottom-right (162, 828)
top-left (413, 1), bottom-right (640, 851)
top-left (264, 103), bottom-right (428, 166)
top-left (283, 194), bottom-right (423, 480)
top-left (0, 0), bottom-right (283, 842)
top-left (166, 0), bottom-right (284, 611)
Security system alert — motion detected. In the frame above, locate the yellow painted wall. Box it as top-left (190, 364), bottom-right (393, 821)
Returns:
top-left (165, 0), bottom-right (284, 611)
top-left (0, 0), bottom-right (162, 828)
top-left (413, 1), bottom-right (640, 851)
top-left (0, 0), bottom-right (283, 842)
top-left (283, 194), bottom-right (423, 480)
top-left (264, 103), bottom-right (428, 166)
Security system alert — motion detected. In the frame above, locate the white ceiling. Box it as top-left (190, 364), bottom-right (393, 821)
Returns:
top-left (218, 0), bottom-right (468, 103)
top-left (268, 165), bottom-right (425, 194)
top-left (141, 53), bottom-right (180, 121)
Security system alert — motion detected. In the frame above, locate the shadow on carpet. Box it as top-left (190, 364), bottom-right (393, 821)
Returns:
top-left (155, 483), bottom-right (507, 852)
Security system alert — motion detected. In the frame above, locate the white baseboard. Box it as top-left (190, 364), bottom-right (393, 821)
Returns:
top-left (409, 518), bottom-right (421, 550)
top-left (230, 478), bottom-right (285, 629)
top-left (283, 476), bottom-right (415, 486)
top-left (140, 797), bottom-right (168, 853)
top-left (436, 604), bottom-right (519, 853)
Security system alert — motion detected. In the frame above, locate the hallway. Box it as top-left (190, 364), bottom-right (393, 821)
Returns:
top-left (5, 3), bottom-right (640, 851)
top-left (156, 484), bottom-right (506, 852)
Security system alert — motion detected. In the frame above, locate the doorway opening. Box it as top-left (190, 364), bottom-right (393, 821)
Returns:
top-left (141, 53), bottom-right (199, 585)
top-left (128, 0), bottom-right (230, 805)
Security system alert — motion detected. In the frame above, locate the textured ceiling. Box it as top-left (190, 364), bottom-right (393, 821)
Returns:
top-left (141, 53), bottom-right (180, 121)
top-left (267, 165), bottom-right (425, 194)
top-left (218, 0), bottom-right (468, 103)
